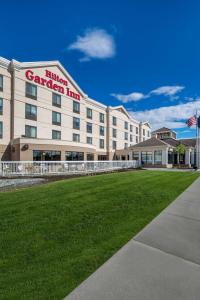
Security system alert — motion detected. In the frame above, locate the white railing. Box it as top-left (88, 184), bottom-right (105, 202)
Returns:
top-left (0, 160), bottom-right (139, 177)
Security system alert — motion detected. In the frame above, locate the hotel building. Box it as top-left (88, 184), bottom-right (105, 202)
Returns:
top-left (0, 57), bottom-right (151, 161)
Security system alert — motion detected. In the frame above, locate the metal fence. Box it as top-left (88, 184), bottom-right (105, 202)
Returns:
top-left (0, 160), bottom-right (139, 177)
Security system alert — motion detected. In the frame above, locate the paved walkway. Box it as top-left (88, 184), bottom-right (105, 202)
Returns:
top-left (64, 177), bottom-right (200, 300)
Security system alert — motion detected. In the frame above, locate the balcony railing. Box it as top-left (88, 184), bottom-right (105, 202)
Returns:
top-left (0, 160), bottom-right (139, 177)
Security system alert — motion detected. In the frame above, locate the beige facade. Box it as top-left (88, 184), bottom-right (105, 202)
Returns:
top-left (0, 56), bottom-right (151, 161)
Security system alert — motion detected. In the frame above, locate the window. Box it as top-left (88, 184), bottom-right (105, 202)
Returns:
top-left (26, 82), bottom-right (37, 100)
top-left (33, 150), bottom-right (61, 161)
top-left (154, 150), bottom-right (162, 164)
top-left (113, 128), bottom-right (117, 138)
top-left (52, 93), bottom-right (61, 107)
top-left (87, 153), bottom-right (94, 161)
top-left (99, 139), bottom-right (104, 149)
top-left (0, 98), bottom-right (3, 115)
top-left (73, 133), bottom-right (80, 142)
top-left (141, 151), bottom-right (152, 164)
top-left (143, 129), bottom-right (145, 136)
top-left (124, 132), bottom-right (128, 140)
top-left (99, 126), bottom-right (104, 136)
top-left (112, 140), bottom-right (117, 149)
top-left (132, 152), bottom-right (139, 160)
top-left (136, 127), bottom-right (139, 134)
top-left (52, 130), bottom-right (61, 140)
top-left (112, 116), bottom-right (117, 126)
top-left (99, 112), bottom-right (105, 123)
top-left (148, 131), bottom-right (150, 137)
top-left (130, 134), bottom-right (133, 142)
top-left (87, 136), bottom-right (93, 144)
top-left (124, 121), bottom-right (128, 130)
top-left (87, 107), bottom-right (92, 119)
top-left (73, 117), bottom-right (80, 130)
top-left (25, 125), bottom-right (37, 138)
top-left (0, 121), bottom-right (2, 138)
top-left (52, 111), bottom-right (61, 125)
top-left (65, 151), bottom-right (84, 161)
top-left (87, 122), bottom-right (92, 133)
top-left (73, 101), bottom-right (80, 113)
top-left (136, 136), bottom-right (139, 144)
top-left (124, 143), bottom-right (128, 149)
top-left (0, 75), bottom-right (3, 91)
top-left (130, 125), bottom-right (133, 132)
top-left (25, 103), bottom-right (37, 121)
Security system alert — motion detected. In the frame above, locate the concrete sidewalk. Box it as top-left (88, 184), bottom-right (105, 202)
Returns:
top-left (64, 177), bottom-right (200, 300)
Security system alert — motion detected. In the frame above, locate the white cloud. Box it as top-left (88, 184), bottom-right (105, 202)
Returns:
top-left (68, 28), bottom-right (116, 62)
top-left (110, 92), bottom-right (146, 103)
top-left (111, 85), bottom-right (185, 103)
top-left (130, 99), bottom-right (200, 130)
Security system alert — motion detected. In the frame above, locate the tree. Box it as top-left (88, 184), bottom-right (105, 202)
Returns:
top-left (175, 143), bottom-right (186, 167)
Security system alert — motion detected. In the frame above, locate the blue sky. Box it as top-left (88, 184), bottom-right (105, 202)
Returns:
top-left (1, 0), bottom-right (200, 138)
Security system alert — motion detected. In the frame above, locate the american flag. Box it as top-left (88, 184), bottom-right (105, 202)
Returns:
top-left (186, 115), bottom-right (197, 127)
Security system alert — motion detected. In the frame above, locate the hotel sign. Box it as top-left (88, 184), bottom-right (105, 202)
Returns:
top-left (25, 69), bottom-right (81, 101)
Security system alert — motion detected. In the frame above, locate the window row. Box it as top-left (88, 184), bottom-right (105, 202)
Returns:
top-left (24, 125), bottom-right (105, 148)
top-left (26, 82), bottom-right (106, 122)
top-left (33, 150), bottom-right (95, 161)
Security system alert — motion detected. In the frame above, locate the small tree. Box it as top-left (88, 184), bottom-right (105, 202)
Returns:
top-left (175, 143), bottom-right (186, 167)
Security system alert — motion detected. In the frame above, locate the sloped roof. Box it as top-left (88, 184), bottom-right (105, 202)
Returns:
top-left (179, 138), bottom-right (196, 147)
top-left (131, 137), bottom-right (168, 148)
top-left (162, 138), bottom-right (180, 147)
top-left (152, 127), bottom-right (174, 134)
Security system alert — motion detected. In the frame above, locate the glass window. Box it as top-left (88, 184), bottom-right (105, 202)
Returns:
top-left (141, 151), bottom-right (152, 164)
top-left (0, 98), bottom-right (3, 115)
top-left (87, 136), bottom-right (93, 144)
top-left (87, 107), bottom-right (92, 119)
top-left (25, 125), bottom-right (37, 138)
top-left (148, 131), bottom-right (150, 137)
top-left (87, 153), bottom-right (94, 161)
top-left (25, 103), bottom-right (37, 121)
top-left (132, 152), bottom-right (139, 160)
top-left (143, 129), bottom-right (145, 136)
top-left (52, 93), bottom-right (61, 107)
top-left (154, 150), bottom-right (162, 164)
top-left (0, 121), bottom-right (2, 138)
top-left (73, 117), bottom-right (80, 130)
top-left (33, 150), bottom-right (61, 161)
top-left (130, 125), bottom-right (133, 132)
top-left (26, 82), bottom-right (37, 100)
top-left (124, 132), bottom-right (128, 140)
top-left (65, 151), bottom-right (84, 161)
top-left (99, 126), bottom-right (104, 136)
top-left (136, 136), bottom-right (139, 144)
top-left (130, 134), bottom-right (133, 142)
top-left (113, 128), bottom-right (117, 138)
top-left (0, 75), bottom-right (3, 91)
top-left (112, 140), bottom-right (117, 149)
top-left (87, 122), bottom-right (92, 133)
top-left (124, 121), bottom-right (128, 130)
top-left (52, 130), bottom-right (61, 140)
top-left (112, 116), bottom-right (117, 126)
top-left (124, 143), bottom-right (128, 149)
top-left (52, 111), bottom-right (61, 125)
top-left (99, 139), bottom-right (104, 149)
top-left (136, 127), bottom-right (139, 134)
top-left (73, 101), bottom-right (80, 113)
top-left (73, 133), bottom-right (80, 142)
top-left (99, 112), bottom-right (105, 123)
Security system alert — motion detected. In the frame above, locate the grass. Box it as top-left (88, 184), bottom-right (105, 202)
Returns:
top-left (0, 170), bottom-right (199, 300)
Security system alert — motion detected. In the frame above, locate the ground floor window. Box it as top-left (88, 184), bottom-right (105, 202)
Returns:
top-left (141, 151), bottom-right (152, 164)
top-left (65, 151), bottom-right (84, 161)
top-left (154, 150), bottom-right (162, 164)
top-left (87, 153), bottom-right (94, 161)
top-left (132, 151), bottom-right (139, 160)
top-left (98, 155), bottom-right (107, 161)
top-left (33, 150), bottom-right (61, 161)
top-left (168, 151), bottom-right (173, 164)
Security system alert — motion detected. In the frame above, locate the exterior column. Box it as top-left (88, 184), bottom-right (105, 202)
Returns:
top-left (152, 150), bottom-right (155, 165)
top-left (185, 149), bottom-right (191, 167)
top-left (163, 148), bottom-right (168, 166)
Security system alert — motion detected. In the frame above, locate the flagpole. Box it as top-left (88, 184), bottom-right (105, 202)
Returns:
top-left (196, 110), bottom-right (199, 169)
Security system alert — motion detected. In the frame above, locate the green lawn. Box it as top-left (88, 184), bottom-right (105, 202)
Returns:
top-left (0, 170), bottom-right (199, 300)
